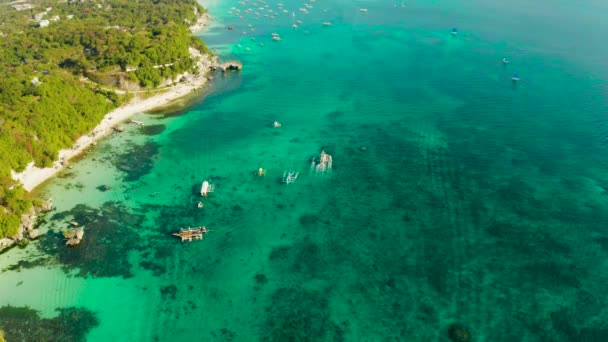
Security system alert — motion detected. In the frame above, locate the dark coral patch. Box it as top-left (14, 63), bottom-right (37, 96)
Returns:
top-left (41, 202), bottom-right (146, 278)
top-left (0, 306), bottom-right (98, 342)
top-left (261, 288), bottom-right (343, 341)
top-left (160, 285), bottom-right (178, 301)
top-left (114, 142), bottom-right (160, 181)
top-left (140, 124), bottom-right (167, 136)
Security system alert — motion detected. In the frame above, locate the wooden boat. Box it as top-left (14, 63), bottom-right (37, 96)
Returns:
top-left (173, 226), bottom-right (209, 242)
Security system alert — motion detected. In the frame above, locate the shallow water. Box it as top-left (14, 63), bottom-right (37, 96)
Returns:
top-left (2, 0), bottom-right (608, 341)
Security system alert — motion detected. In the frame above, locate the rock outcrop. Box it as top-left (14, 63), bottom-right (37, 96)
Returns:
top-left (16, 207), bottom-right (37, 241)
top-left (0, 198), bottom-right (53, 252)
top-left (64, 227), bottom-right (84, 246)
top-left (41, 198), bottom-right (54, 212)
top-left (0, 238), bottom-right (14, 250)
top-left (28, 229), bottom-right (40, 239)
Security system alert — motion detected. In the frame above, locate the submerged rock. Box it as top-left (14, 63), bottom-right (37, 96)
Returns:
top-left (97, 185), bottom-right (111, 192)
top-left (448, 323), bottom-right (472, 342)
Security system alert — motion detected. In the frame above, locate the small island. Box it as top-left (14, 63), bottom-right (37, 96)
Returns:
top-left (64, 227), bottom-right (85, 246)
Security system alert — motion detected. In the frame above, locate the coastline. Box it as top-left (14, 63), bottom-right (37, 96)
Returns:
top-left (11, 16), bottom-right (217, 193)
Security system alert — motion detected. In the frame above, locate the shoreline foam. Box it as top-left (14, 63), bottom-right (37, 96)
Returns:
top-left (11, 17), bottom-right (218, 193)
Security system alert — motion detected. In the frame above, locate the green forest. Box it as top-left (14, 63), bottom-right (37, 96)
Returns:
top-left (0, 0), bottom-right (211, 238)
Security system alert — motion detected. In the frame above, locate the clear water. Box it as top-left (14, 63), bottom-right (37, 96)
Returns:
top-left (2, 0), bottom-right (608, 341)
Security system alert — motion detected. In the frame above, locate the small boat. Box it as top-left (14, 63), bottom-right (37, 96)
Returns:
top-left (512, 72), bottom-right (520, 81)
top-left (282, 170), bottom-right (299, 184)
top-left (258, 168), bottom-right (267, 176)
top-left (197, 201), bottom-right (204, 208)
top-left (271, 32), bottom-right (279, 37)
top-left (292, 24), bottom-right (298, 29)
top-left (172, 226), bottom-right (209, 242)
top-left (273, 121), bottom-right (282, 127)
top-left (322, 22), bottom-right (332, 26)
top-left (359, 8), bottom-right (368, 12)
top-left (200, 180), bottom-right (215, 197)
top-left (272, 36), bottom-right (281, 41)
top-left (451, 27), bottom-right (458, 35)
top-left (502, 57), bottom-right (510, 64)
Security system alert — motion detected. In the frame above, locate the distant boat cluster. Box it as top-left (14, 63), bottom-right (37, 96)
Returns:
top-left (177, 123), bottom-right (334, 242)
top-left (224, 0), bottom-right (375, 48)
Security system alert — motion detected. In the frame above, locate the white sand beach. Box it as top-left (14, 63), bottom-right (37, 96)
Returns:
top-left (11, 24), bottom-right (218, 192)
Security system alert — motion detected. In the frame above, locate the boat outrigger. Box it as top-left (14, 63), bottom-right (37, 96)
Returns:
top-left (172, 226), bottom-right (209, 242)
top-left (282, 170), bottom-right (299, 184)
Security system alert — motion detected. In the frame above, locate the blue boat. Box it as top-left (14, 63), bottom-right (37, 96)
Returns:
top-left (451, 27), bottom-right (458, 35)
top-left (512, 72), bottom-right (520, 81)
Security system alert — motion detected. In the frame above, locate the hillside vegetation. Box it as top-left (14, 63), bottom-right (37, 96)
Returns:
top-left (0, 0), bottom-right (210, 237)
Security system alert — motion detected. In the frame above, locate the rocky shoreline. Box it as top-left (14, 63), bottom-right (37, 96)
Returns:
top-left (0, 199), bottom-right (53, 252)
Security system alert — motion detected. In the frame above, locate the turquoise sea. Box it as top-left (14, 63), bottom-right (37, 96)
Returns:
top-left (2, 0), bottom-right (608, 340)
